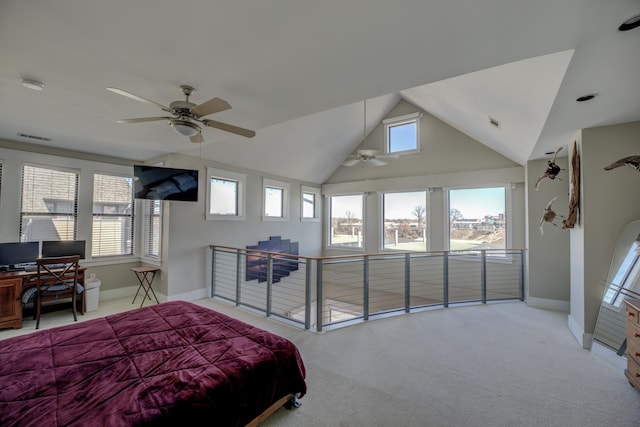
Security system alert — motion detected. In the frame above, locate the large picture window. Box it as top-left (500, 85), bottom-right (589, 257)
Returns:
top-left (92, 173), bottom-right (134, 257)
top-left (329, 194), bottom-right (364, 248)
top-left (447, 186), bottom-right (507, 252)
top-left (382, 191), bottom-right (428, 252)
top-left (20, 165), bottom-right (79, 242)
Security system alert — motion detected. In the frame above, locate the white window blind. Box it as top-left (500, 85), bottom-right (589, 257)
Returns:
top-left (145, 199), bottom-right (161, 258)
top-left (92, 173), bottom-right (134, 257)
top-left (20, 165), bottom-right (79, 242)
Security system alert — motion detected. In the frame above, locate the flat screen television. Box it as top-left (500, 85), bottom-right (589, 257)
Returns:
top-left (133, 165), bottom-right (199, 202)
top-left (0, 241), bottom-right (39, 269)
top-left (42, 240), bottom-right (86, 260)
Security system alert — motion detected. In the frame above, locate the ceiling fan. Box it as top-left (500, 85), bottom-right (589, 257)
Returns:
top-left (107, 85), bottom-right (255, 143)
top-left (342, 100), bottom-right (398, 167)
top-left (342, 149), bottom-right (399, 166)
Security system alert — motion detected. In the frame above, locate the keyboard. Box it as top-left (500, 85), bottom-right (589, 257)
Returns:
top-left (22, 263), bottom-right (68, 272)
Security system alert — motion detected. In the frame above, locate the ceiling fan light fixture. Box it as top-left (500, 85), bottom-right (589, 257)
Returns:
top-left (170, 119), bottom-right (200, 137)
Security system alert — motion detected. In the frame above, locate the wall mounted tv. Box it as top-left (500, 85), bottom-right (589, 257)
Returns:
top-left (133, 165), bottom-right (199, 202)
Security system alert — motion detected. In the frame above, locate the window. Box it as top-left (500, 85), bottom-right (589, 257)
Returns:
top-left (263, 178), bottom-right (289, 221)
top-left (206, 167), bottom-right (246, 220)
top-left (382, 191), bottom-right (428, 252)
top-left (144, 199), bottom-right (161, 258)
top-left (329, 194), bottom-right (364, 248)
top-left (92, 173), bottom-right (134, 257)
top-left (20, 165), bottom-right (79, 242)
top-left (301, 185), bottom-right (321, 221)
top-left (384, 112), bottom-right (421, 154)
top-left (603, 241), bottom-right (640, 307)
top-left (447, 186), bottom-right (507, 252)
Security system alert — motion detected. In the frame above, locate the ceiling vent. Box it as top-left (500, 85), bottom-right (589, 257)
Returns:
top-left (18, 133), bottom-right (51, 142)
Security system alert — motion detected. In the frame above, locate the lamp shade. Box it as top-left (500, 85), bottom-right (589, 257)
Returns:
top-left (170, 119), bottom-right (200, 137)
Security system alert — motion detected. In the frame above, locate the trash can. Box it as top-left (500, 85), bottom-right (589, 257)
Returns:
top-left (85, 274), bottom-right (101, 312)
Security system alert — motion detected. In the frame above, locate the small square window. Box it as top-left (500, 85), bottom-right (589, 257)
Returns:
top-left (263, 178), bottom-right (289, 222)
top-left (384, 112), bottom-right (421, 154)
top-left (206, 167), bottom-right (246, 220)
top-left (301, 185), bottom-right (321, 222)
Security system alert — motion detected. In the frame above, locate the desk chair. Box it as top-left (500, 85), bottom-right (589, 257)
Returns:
top-left (32, 255), bottom-right (82, 329)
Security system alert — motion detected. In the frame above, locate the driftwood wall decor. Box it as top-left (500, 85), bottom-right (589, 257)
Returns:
top-left (562, 140), bottom-right (580, 229)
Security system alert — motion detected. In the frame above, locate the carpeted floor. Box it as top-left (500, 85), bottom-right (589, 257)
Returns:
top-left (2, 298), bottom-right (639, 426)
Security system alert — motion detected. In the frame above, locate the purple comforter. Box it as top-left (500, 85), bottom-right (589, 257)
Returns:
top-left (0, 301), bottom-right (306, 426)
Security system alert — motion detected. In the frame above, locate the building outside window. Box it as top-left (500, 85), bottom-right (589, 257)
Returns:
top-left (20, 165), bottom-right (79, 242)
top-left (92, 173), bottom-right (134, 257)
top-left (382, 190), bottom-right (428, 251)
top-left (447, 186), bottom-right (507, 252)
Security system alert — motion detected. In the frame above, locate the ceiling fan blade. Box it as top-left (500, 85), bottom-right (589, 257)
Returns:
top-left (190, 133), bottom-right (204, 143)
top-left (203, 119), bottom-right (256, 138)
top-left (116, 117), bottom-right (172, 124)
top-left (107, 87), bottom-right (171, 112)
top-left (342, 158), bottom-right (361, 166)
top-left (191, 97), bottom-right (232, 118)
top-left (377, 153), bottom-right (400, 160)
top-left (368, 158), bottom-right (388, 166)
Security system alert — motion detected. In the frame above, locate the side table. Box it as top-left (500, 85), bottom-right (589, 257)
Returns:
top-left (130, 266), bottom-right (160, 307)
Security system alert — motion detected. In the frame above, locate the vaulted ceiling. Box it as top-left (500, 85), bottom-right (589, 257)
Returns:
top-left (1, 1), bottom-right (639, 184)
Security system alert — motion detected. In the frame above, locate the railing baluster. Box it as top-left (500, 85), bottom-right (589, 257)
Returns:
top-left (305, 259), bottom-right (312, 330)
top-left (363, 256), bottom-right (369, 321)
top-left (405, 253), bottom-right (410, 313)
top-left (266, 254), bottom-right (273, 316)
top-left (316, 259), bottom-right (323, 333)
top-left (235, 249), bottom-right (241, 306)
top-left (210, 246), bottom-right (216, 297)
top-left (481, 249), bottom-right (487, 304)
top-left (443, 252), bottom-right (449, 308)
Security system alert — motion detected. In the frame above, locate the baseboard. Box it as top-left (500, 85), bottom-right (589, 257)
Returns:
top-left (526, 297), bottom-right (569, 312)
top-left (568, 314), bottom-right (593, 349)
top-left (99, 285), bottom-right (139, 301)
top-left (166, 287), bottom-right (209, 303)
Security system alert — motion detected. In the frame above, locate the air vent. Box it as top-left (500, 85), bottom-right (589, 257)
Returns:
top-left (18, 133), bottom-right (51, 142)
top-left (489, 117), bottom-right (501, 128)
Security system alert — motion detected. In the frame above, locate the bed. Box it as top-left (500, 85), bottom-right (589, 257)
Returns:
top-left (0, 301), bottom-right (307, 426)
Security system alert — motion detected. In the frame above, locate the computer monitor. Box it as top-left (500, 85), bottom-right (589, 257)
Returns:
top-left (0, 242), bottom-right (39, 268)
top-left (41, 240), bottom-right (86, 260)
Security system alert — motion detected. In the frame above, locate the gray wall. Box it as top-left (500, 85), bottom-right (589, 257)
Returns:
top-left (526, 155), bottom-right (571, 310)
top-left (570, 121), bottom-right (640, 348)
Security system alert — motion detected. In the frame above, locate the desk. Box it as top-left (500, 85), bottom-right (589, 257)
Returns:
top-left (0, 266), bottom-right (86, 330)
top-left (131, 266), bottom-right (160, 307)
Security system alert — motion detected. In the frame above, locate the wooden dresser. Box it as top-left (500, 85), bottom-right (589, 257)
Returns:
top-left (624, 298), bottom-right (640, 392)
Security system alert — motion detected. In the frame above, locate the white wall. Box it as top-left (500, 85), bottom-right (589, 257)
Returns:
top-left (159, 153), bottom-right (323, 299)
top-left (0, 144), bottom-right (141, 292)
top-left (322, 100), bottom-right (525, 256)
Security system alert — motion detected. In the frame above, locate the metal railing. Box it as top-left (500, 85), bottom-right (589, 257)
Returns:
top-left (210, 245), bottom-right (526, 332)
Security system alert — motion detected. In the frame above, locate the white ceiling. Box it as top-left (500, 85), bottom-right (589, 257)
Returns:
top-left (0, 0), bottom-right (639, 184)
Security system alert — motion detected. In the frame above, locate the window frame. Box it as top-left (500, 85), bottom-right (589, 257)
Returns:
top-left (327, 193), bottom-right (365, 250)
top-left (383, 112), bottom-right (422, 155)
top-left (301, 185), bottom-right (321, 222)
top-left (91, 171), bottom-right (135, 259)
top-left (19, 163), bottom-right (79, 243)
top-left (206, 167), bottom-right (246, 221)
top-left (143, 199), bottom-right (162, 259)
top-left (262, 178), bottom-right (289, 222)
top-left (444, 184), bottom-right (511, 255)
top-left (379, 189), bottom-right (430, 252)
